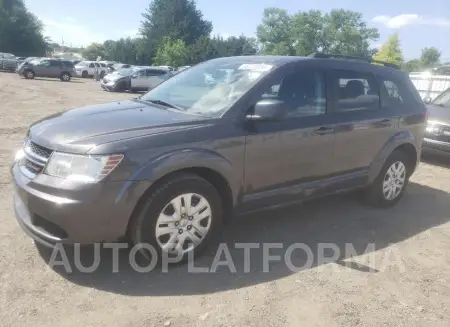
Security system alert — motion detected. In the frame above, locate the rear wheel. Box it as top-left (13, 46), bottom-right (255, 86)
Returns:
top-left (60, 72), bottom-right (71, 82)
top-left (130, 173), bottom-right (223, 264)
top-left (364, 150), bottom-right (410, 207)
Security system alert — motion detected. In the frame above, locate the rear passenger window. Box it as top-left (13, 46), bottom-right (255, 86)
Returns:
top-left (261, 70), bottom-right (326, 117)
top-left (333, 70), bottom-right (380, 112)
top-left (50, 61), bottom-right (61, 67)
top-left (100, 63), bottom-right (106, 67)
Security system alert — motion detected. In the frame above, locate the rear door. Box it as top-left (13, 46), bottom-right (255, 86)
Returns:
top-left (49, 60), bottom-right (62, 77)
top-left (329, 69), bottom-right (400, 174)
top-left (146, 69), bottom-right (168, 89)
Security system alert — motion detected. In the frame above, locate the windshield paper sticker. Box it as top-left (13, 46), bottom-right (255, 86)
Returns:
top-left (238, 64), bottom-right (273, 72)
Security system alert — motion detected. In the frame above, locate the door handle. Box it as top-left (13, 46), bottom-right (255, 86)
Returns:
top-left (315, 126), bottom-right (334, 135)
top-left (376, 119), bottom-right (392, 126)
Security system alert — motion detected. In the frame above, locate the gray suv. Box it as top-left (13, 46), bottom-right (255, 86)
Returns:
top-left (17, 58), bottom-right (74, 81)
top-left (11, 54), bottom-right (427, 261)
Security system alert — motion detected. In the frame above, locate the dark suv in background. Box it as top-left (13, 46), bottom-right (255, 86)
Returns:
top-left (17, 58), bottom-right (74, 81)
top-left (11, 53), bottom-right (427, 261)
top-left (423, 87), bottom-right (450, 156)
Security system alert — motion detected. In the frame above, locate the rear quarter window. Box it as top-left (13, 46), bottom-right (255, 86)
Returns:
top-left (377, 75), bottom-right (422, 108)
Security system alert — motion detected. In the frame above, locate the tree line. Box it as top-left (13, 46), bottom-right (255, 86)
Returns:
top-left (0, 0), bottom-right (445, 71)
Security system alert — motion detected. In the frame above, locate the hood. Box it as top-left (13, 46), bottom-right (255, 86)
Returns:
top-left (104, 72), bottom-right (130, 81)
top-left (427, 104), bottom-right (450, 125)
top-left (28, 99), bottom-right (206, 153)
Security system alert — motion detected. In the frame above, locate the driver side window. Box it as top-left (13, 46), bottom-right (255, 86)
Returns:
top-left (39, 60), bottom-right (50, 67)
top-left (260, 70), bottom-right (327, 117)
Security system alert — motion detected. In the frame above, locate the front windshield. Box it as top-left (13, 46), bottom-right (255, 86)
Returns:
top-left (432, 88), bottom-right (450, 107)
top-left (114, 68), bottom-right (135, 76)
top-left (140, 59), bottom-right (274, 117)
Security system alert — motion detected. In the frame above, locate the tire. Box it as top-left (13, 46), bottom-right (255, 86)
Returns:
top-left (364, 150), bottom-right (411, 207)
top-left (60, 72), bottom-right (71, 82)
top-left (130, 173), bottom-right (223, 264)
top-left (100, 71), bottom-right (105, 78)
top-left (24, 69), bottom-right (35, 79)
top-left (81, 70), bottom-right (88, 78)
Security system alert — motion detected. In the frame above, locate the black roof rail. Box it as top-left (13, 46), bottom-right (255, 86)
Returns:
top-left (307, 52), bottom-right (400, 69)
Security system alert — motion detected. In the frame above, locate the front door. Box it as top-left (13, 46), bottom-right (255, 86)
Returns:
top-left (242, 67), bottom-right (337, 208)
top-left (131, 70), bottom-right (147, 89)
top-left (34, 60), bottom-right (51, 76)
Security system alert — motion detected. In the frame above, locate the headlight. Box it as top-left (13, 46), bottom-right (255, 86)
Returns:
top-left (44, 152), bottom-right (123, 182)
top-left (107, 80), bottom-right (116, 85)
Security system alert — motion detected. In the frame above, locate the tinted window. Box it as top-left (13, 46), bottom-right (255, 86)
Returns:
top-left (260, 70), bottom-right (327, 117)
top-left (377, 76), bottom-right (419, 109)
top-left (89, 63), bottom-right (95, 68)
top-left (100, 63), bottom-right (106, 67)
top-left (138, 70), bottom-right (146, 77)
top-left (146, 69), bottom-right (166, 76)
top-left (333, 70), bottom-right (379, 112)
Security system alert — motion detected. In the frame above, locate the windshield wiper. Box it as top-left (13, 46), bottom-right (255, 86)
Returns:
top-left (145, 99), bottom-right (185, 111)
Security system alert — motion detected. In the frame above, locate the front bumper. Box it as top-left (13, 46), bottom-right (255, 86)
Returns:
top-left (422, 138), bottom-right (450, 156)
top-left (100, 80), bottom-right (117, 91)
top-left (11, 163), bottom-right (147, 247)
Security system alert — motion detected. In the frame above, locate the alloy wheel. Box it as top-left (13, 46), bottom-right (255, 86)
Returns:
top-left (382, 161), bottom-right (406, 201)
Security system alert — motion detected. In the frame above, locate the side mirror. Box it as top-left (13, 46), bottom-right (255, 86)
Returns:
top-left (131, 74), bottom-right (137, 79)
top-left (423, 96), bottom-right (432, 104)
top-left (246, 99), bottom-right (287, 121)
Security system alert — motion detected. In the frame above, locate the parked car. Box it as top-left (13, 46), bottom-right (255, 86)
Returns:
top-left (100, 67), bottom-right (139, 91)
top-left (423, 88), bottom-right (450, 156)
top-left (0, 52), bottom-right (18, 71)
top-left (175, 65), bottom-right (191, 74)
top-left (16, 58), bottom-right (74, 81)
top-left (16, 57), bottom-right (27, 65)
top-left (74, 61), bottom-right (108, 78)
top-left (107, 63), bottom-right (132, 74)
top-left (11, 54), bottom-right (426, 262)
top-left (102, 66), bottom-right (173, 92)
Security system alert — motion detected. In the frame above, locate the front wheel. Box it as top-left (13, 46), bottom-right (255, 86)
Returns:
top-left (130, 173), bottom-right (223, 264)
top-left (364, 150), bottom-right (410, 207)
top-left (24, 70), bottom-right (35, 79)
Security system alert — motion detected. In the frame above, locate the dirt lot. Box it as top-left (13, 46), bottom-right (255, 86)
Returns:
top-left (1, 72), bottom-right (450, 327)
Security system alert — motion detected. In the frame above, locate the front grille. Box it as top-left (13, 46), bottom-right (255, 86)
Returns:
top-left (19, 140), bottom-right (53, 178)
top-left (28, 141), bottom-right (52, 159)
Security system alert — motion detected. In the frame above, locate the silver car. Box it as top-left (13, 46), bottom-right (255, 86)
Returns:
top-left (0, 52), bottom-right (18, 71)
top-left (129, 67), bottom-right (173, 91)
top-left (101, 66), bottom-right (173, 92)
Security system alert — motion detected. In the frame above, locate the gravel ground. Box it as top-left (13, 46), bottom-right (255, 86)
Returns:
top-left (1, 72), bottom-right (450, 327)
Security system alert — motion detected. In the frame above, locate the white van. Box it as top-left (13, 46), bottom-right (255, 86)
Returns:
top-left (74, 61), bottom-right (108, 78)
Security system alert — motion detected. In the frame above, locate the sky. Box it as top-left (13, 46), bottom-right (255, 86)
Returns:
top-left (25, 0), bottom-right (450, 60)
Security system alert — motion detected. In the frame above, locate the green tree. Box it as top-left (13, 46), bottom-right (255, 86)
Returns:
top-left (256, 8), bottom-right (295, 55)
top-left (140, 0), bottom-right (212, 60)
top-left (373, 33), bottom-right (404, 66)
top-left (154, 37), bottom-right (188, 67)
top-left (402, 59), bottom-right (422, 72)
top-left (0, 0), bottom-right (47, 56)
top-left (257, 8), bottom-right (379, 57)
top-left (420, 47), bottom-right (441, 68)
top-left (81, 43), bottom-right (105, 60)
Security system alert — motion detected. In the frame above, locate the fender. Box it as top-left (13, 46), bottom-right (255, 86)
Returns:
top-left (128, 148), bottom-right (241, 205)
top-left (367, 130), bottom-right (418, 183)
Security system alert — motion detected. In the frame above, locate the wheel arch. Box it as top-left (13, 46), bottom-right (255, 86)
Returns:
top-left (368, 131), bottom-right (419, 183)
